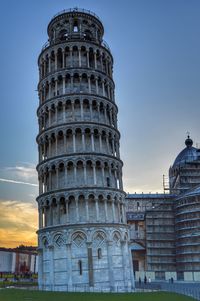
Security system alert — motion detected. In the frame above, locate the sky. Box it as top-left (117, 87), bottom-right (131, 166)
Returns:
top-left (0, 0), bottom-right (200, 247)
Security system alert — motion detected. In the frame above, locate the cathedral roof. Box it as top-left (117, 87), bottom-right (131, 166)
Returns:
top-left (173, 136), bottom-right (198, 168)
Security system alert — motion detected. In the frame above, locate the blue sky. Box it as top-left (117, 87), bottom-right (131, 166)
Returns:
top-left (0, 0), bottom-right (200, 245)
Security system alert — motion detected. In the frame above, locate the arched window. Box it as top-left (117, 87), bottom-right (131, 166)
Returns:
top-left (137, 202), bottom-right (141, 211)
top-left (78, 260), bottom-right (82, 275)
top-left (97, 248), bottom-right (102, 259)
top-left (73, 20), bottom-right (78, 32)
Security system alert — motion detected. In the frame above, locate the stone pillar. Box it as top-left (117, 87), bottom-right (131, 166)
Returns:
top-left (91, 131), bottom-right (95, 151)
top-left (107, 241), bottom-right (114, 290)
top-left (39, 144), bottom-right (42, 162)
top-left (56, 167), bottom-right (59, 189)
top-left (118, 202), bottom-right (120, 222)
top-left (49, 169), bottom-right (52, 190)
top-left (70, 75), bottom-right (73, 91)
top-left (97, 103), bottom-right (100, 122)
top-left (106, 135), bottom-right (109, 153)
top-left (108, 85), bottom-right (111, 99)
top-left (55, 52), bottom-right (58, 70)
top-left (93, 163), bottom-right (97, 185)
top-left (88, 76), bottom-right (91, 93)
top-left (39, 176), bottom-right (43, 194)
top-left (95, 198), bottom-right (99, 222)
top-left (114, 169), bottom-right (118, 188)
top-left (48, 109), bottom-right (51, 127)
top-left (62, 50), bottom-right (65, 68)
top-left (82, 131), bottom-right (86, 151)
top-left (104, 107), bottom-right (108, 124)
top-left (43, 142), bottom-right (46, 159)
top-left (86, 199), bottom-right (89, 222)
top-left (39, 207), bottom-right (43, 228)
top-left (55, 135), bottom-right (58, 156)
top-left (44, 60), bottom-right (46, 76)
top-left (49, 204), bottom-right (53, 225)
top-left (128, 242), bottom-right (135, 289)
top-left (62, 103), bottom-right (66, 122)
top-left (48, 56), bottom-right (51, 73)
top-left (55, 105), bottom-right (58, 123)
top-left (86, 50), bottom-right (90, 68)
top-left (104, 199), bottom-right (108, 222)
top-left (66, 201), bottom-right (69, 223)
top-left (101, 164), bottom-right (105, 185)
top-left (102, 80), bottom-right (105, 96)
top-left (112, 201), bottom-right (116, 222)
top-left (100, 54), bottom-right (103, 71)
top-left (80, 101), bottom-right (84, 120)
top-left (119, 170), bottom-right (123, 190)
top-left (70, 48), bottom-right (73, 67)
top-left (122, 203), bottom-right (126, 223)
top-left (48, 245), bottom-right (55, 290)
top-left (44, 113), bottom-right (46, 128)
top-left (72, 131), bottom-right (76, 152)
top-left (62, 77), bottom-right (66, 94)
top-left (66, 243), bottom-right (73, 287)
top-left (49, 83), bottom-right (52, 99)
top-left (94, 51), bottom-right (97, 69)
top-left (75, 197), bottom-right (79, 222)
top-left (72, 101), bottom-right (75, 120)
top-left (64, 134), bottom-right (67, 152)
top-left (37, 248), bottom-right (43, 290)
top-left (99, 133), bottom-right (102, 152)
top-left (78, 47), bottom-right (81, 67)
top-left (64, 165), bottom-right (68, 186)
top-left (48, 138), bottom-right (51, 157)
top-left (95, 76), bottom-right (99, 94)
top-left (121, 240), bottom-right (128, 287)
top-left (89, 101), bottom-right (93, 120)
top-left (112, 139), bottom-right (115, 156)
top-left (57, 202), bottom-right (60, 224)
top-left (83, 162), bottom-right (87, 185)
top-left (87, 242), bottom-right (94, 287)
top-left (44, 173), bottom-right (47, 193)
top-left (74, 165), bottom-right (77, 183)
top-left (116, 141), bottom-right (120, 157)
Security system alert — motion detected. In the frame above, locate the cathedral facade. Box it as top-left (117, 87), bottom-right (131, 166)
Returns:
top-left (36, 8), bottom-right (134, 292)
top-left (127, 136), bottom-right (200, 282)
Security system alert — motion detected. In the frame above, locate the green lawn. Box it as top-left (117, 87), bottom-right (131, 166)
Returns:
top-left (0, 289), bottom-right (195, 301)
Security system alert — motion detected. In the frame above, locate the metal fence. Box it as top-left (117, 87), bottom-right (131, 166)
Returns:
top-left (136, 281), bottom-right (200, 300)
top-left (2, 281), bottom-right (200, 300)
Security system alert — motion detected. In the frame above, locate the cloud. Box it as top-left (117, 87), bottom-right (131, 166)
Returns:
top-left (0, 162), bottom-right (38, 188)
top-left (4, 162), bottom-right (37, 182)
top-left (0, 199), bottom-right (38, 248)
top-left (0, 178), bottom-right (38, 187)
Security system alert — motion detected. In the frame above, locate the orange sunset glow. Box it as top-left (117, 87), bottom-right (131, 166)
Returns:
top-left (0, 200), bottom-right (37, 248)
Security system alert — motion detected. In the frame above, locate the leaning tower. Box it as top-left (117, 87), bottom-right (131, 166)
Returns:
top-left (36, 8), bottom-right (134, 292)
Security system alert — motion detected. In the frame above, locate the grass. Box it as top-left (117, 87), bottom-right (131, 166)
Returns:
top-left (0, 281), bottom-right (37, 288)
top-left (0, 274), bottom-right (37, 279)
top-left (0, 289), bottom-right (195, 301)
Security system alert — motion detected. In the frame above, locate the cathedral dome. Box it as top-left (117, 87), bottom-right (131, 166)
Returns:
top-left (173, 136), bottom-right (198, 167)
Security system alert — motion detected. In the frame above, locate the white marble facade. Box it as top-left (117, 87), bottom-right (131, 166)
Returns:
top-left (36, 8), bottom-right (134, 292)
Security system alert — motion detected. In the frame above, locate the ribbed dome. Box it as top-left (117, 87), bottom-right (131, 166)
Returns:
top-left (173, 136), bottom-right (198, 167)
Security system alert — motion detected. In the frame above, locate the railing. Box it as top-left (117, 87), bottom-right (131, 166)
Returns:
top-left (3, 280), bottom-right (200, 299)
top-left (51, 8), bottom-right (102, 23)
top-left (18, 284), bottom-right (133, 292)
top-left (41, 39), bottom-right (111, 53)
top-left (41, 41), bottom-right (50, 51)
top-left (102, 40), bottom-right (111, 51)
top-left (136, 281), bottom-right (200, 300)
